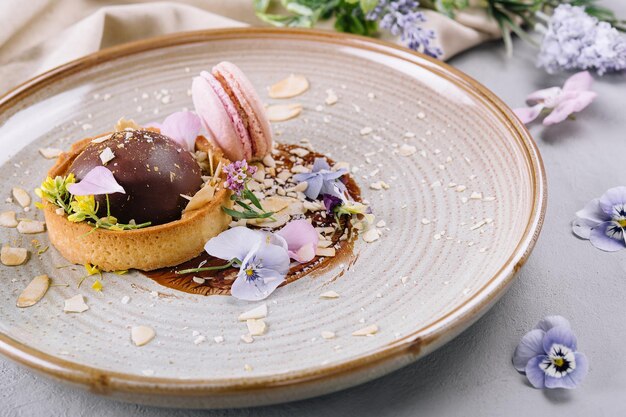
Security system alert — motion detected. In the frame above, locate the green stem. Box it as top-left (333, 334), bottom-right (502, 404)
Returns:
top-left (175, 259), bottom-right (239, 275)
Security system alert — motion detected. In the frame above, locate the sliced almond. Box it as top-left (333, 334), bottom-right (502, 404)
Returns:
top-left (266, 103), bottom-right (302, 122)
top-left (317, 239), bottom-right (333, 248)
top-left (352, 324), bottom-right (379, 336)
top-left (246, 319), bottom-right (267, 336)
top-left (315, 247), bottom-right (336, 257)
top-left (17, 220), bottom-right (46, 234)
top-left (238, 304), bottom-right (268, 321)
top-left (240, 334), bottom-right (254, 344)
top-left (262, 154), bottom-right (276, 168)
top-left (1, 246), bottom-right (28, 266)
top-left (303, 201), bottom-right (324, 212)
top-left (325, 89), bottom-right (338, 106)
top-left (268, 74), bottom-right (309, 99)
top-left (320, 290), bottom-right (340, 299)
top-left (99, 147), bottom-right (115, 165)
top-left (248, 212), bottom-right (290, 229)
top-left (38, 147), bottom-right (63, 159)
top-left (286, 181), bottom-right (308, 193)
top-left (183, 184), bottom-right (216, 212)
top-left (91, 135), bottom-right (111, 144)
top-left (114, 117), bottom-right (140, 131)
top-left (12, 188), bottom-right (31, 208)
top-left (64, 294), bottom-right (89, 313)
top-left (321, 331), bottom-right (336, 340)
top-left (398, 144), bottom-right (417, 156)
top-left (0, 211), bottom-right (18, 228)
top-left (131, 325), bottom-right (155, 346)
top-left (289, 147), bottom-right (310, 158)
top-left (362, 228), bottom-right (381, 243)
top-left (17, 275), bottom-right (50, 308)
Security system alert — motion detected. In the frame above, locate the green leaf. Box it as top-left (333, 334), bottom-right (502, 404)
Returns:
top-left (243, 189), bottom-right (264, 211)
top-left (255, 12), bottom-right (296, 27)
top-left (285, 2), bottom-right (315, 16)
top-left (235, 200), bottom-right (254, 211)
top-left (359, 0), bottom-right (377, 13)
top-left (253, 0), bottom-right (271, 13)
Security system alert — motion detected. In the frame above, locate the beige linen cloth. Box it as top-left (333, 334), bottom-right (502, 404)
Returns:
top-left (0, 0), bottom-right (501, 96)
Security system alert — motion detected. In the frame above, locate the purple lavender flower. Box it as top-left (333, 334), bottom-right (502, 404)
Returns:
top-left (366, 0), bottom-right (442, 59)
top-left (513, 316), bottom-right (588, 389)
top-left (538, 5), bottom-right (626, 75)
top-left (293, 158), bottom-right (348, 200)
top-left (223, 160), bottom-right (257, 196)
top-left (572, 186), bottom-right (626, 252)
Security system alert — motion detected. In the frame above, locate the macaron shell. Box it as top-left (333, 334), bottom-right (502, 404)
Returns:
top-left (191, 73), bottom-right (251, 161)
top-left (214, 62), bottom-right (273, 159)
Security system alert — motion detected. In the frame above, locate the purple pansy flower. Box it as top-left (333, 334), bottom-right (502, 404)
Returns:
top-left (66, 166), bottom-right (125, 196)
top-left (149, 111), bottom-right (201, 151)
top-left (293, 158), bottom-right (347, 200)
top-left (323, 194), bottom-right (343, 215)
top-left (513, 316), bottom-right (588, 389)
top-left (204, 227), bottom-right (289, 301)
top-left (223, 160), bottom-right (257, 196)
top-left (514, 71), bottom-right (596, 126)
top-left (572, 186), bottom-right (626, 252)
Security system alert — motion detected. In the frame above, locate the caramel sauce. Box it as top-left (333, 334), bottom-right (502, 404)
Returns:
top-left (143, 143), bottom-right (362, 296)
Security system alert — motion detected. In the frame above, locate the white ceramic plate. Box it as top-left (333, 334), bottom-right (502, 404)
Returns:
top-left (0, 28), bottom-right (545, 408)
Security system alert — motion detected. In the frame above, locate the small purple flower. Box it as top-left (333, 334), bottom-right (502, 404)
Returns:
top-left (323, 194), bottom-right (343, 215)
top-left (293, 158), bottom-right (347, 200)
top-left (513, 316), bottom-right (588, 389)
top-left (223, 160), bottom-right (257, 196)
top-left (538, 5), bottom-right (626, 75)
top-left (572, 186), bottom-right (626, 252)
top-left (367, 0), bottom-right (442, 59)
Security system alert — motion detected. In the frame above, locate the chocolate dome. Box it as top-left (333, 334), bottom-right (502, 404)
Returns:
top-left (69, 130), bottom-right (203, 226)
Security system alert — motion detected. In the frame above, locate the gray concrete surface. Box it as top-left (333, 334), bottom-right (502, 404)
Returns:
top-left (1, 2), bottom-right (625, 415)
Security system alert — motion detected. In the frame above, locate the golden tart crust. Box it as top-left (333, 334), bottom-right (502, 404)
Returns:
top-left (42, 136), bottom-right (232, 271)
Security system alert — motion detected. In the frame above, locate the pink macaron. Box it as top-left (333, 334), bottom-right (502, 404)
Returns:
top-left (192, 62), bottom-right (272, 162)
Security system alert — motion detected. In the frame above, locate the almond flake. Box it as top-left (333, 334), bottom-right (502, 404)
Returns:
top-left (17, 220), bottom-right (45, 234)
top-left (325, 89), bottom-right (338, 105)
top-left (470, 192), bottom-right (483, 200)
top-left (244, 364), bottom-right (253, 371)
top-left (398, 144), bottom-right (416, 156)
top-left (352, 324), bottom-right (379, 336)
top-left (0, 211), bottom-right (17, 228)
top-left (362, 228), bottom-right (381, 243)
top-left (421, 218), bottom-right (431, 225)
top-left (1, 246), bottom-right (28, 266)
top-left (360, 127), bottom-right (373, 136)
top-left (121, 295), bottom-right (131, 304)
top-left (38, 147), bottom-right (62, 159)
top-left (238, 304), bottom-right (268, 321)
top-left (12, 188), bottom-right (30, 207)
top-left (17, 275), bottom-right (50, 308)
top-left (470, 220), bottom-right (487, 230)
top-left (240, 334), bottom-right (254, 344)
top-left (131, 325), bottom-right (155, 346)
top-left (266, 103), bottom-right (302, 122)
top-left (289, 147), bottom-right (310, 157)
top-left (268, 74), bottom-right (309, 99)
top-left (321, 331), bottom-right (336, 340)
top-left (320, 291), bottom-right (340, 299)
top-left (214, 335), bottom-right (224, 344)
top-left (99, 147), bottom-right (115, 165)
top-left (315, 247), bottom-right (336, 257)
top-left (64, 294), bottom-right (89, 313)
top-left (286, 181), bottom-right (308, 193)
top-left (246, 319), bottom-right (267, 336)
top-left (192, 277), bottom-right (205, 284)
top-left (262, 154), bottom-right (276, 168)
top-left (194, 335), bottom-right (206, 345)
top-left (91, 135), bottom-right (111, 144)
top-left (401, 276), bottom-right (409, 284)
top-left (290, 165), bottom-right (309, 174)
top-left (183, 184), bottom-right (215, 212)
top-left (376, 220), bottom-right (386, 228)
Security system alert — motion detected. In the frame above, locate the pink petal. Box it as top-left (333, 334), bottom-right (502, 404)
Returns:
top-left (159, 111), bottom-right (201, 151)
top-left (513, 104), bottom-right (544, 124)
top-left (276, 220), bottom-right (319, 263)
top-left (543, 91), bottom-right (596, 126)
top-left (67, 166), bottom-right (125, 196)
top-left (526, 87), bottom-right (561, 105)
top-left (562, 71), bottom-right (593, 92)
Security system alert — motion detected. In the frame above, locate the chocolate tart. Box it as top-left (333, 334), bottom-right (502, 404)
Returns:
top-left (42, 134), bottom-right (233, 271)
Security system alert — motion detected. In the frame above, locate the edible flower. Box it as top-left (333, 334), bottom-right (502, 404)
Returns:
top-left (293, 158), bottom-right (347, 200)
top-left (572, 186), bottom-right (626, 251)
top-left (513, 71), bottom-right (596, 126)
top-left (513, 316), bottom-right (588, 389)
top-left (150, 111), bottom-right (201, 152)
top-left (66, 166), bottom-right (125, 196)
top-left (223, 160), bottom-right (257, 196)
top-left (204, 227), bottom-right (290, 301)
top-left (275, 219), bottom-right (318, 263)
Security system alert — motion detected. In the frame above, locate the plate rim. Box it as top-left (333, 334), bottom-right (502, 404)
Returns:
top-left (0, 27), bottom-right (546, 397)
